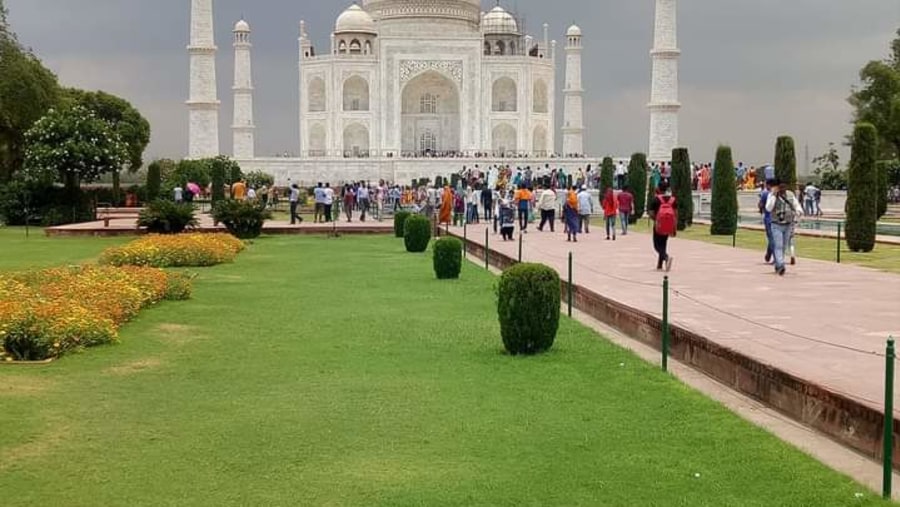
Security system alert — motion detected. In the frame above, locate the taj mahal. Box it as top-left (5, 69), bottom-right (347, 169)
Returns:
top-left (187, 0), bottom-right (681, 185)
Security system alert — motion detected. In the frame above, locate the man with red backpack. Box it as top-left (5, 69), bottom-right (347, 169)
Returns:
top-left (648, 180), bottom-right (677, 272)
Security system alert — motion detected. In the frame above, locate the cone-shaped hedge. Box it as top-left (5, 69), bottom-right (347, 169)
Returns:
top-left (846, 123), bottom-right (878, 253)
top-left (403, 214), bottom-right (432, 253)
top-left (710, 145), bottom-right (738, 235)
top-left (146, 161), bottom-right (162, 202)
top-left (497, 263), bottom-right (560, 355)
top-left (394, 211), bottom-right (412, 238)
top-left (627, 153), bottom-right (648, 223)
top-left (433, 237), bottom-right (463, 279)
top-left (774, 136), bottom-right (797, 191)
top-left (600, 157), bottom-right (615, 195)
top-left (670, 148), bottom-right (693, 230)
top-left (210, 162), bottom-right (225, 203)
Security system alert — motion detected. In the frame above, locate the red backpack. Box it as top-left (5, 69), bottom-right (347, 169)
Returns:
top-left (655, 196), bottom-right (677, 236)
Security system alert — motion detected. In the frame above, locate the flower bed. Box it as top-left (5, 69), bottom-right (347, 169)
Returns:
top-left (99, 233), bottom-right (245, 268)
top-left (0, 266), bottom-right (193, 361)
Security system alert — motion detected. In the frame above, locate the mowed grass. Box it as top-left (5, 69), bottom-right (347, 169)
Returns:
top-left (0, 227), bottom-right (128, 269)
top-left (0, 235), bottom-right (890, 506)
top-left (630, 219), bottom-right (900, 274)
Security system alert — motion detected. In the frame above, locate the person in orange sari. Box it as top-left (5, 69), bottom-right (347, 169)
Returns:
top-left (439, 185), bottom-right (453, 225)
top-left (565, 186), bottom-right (580, 242)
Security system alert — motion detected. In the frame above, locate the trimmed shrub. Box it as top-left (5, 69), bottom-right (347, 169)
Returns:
top-left (497, 263), bottom-right (560, 355)
top-left (627, 153), bottom-right (648, 223)
top-left (404, 215), bottom-right (432, 253)
top-left (146, 160), bottom-right (162, 201)
top-left (846, 123), bottom-right (878, 252)
top-left (600, 156), bottom-right (615, 195)
top-left (774, 136), bottom-right (798, 191)
top-left (394, 210), bottom-right (412, 238)
top-left (138, 200), bottom-right (198, 234)
top-left (211, 160), bottom-right (226, 203)
top-left (211, 199), bottom-right (272, 239)
top-left (710, 145), bottom-right (738, 235)
top-left (433, 237), bottom-right (463, 279)
top-left (670, 148), bottom-right (693, 230)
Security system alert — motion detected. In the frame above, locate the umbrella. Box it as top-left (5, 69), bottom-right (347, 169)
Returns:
top-left (186, 182), bottom-right (201, 196)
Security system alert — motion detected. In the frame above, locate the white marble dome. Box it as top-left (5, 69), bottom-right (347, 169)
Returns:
top-left (567, 24), bottom-right (582, 37)
top-left (483, 6), bottom-right (518, 35)
top-left (336, 4), bottom-right (377, 34)
top-left (233, 19), bottom-right (250, 32)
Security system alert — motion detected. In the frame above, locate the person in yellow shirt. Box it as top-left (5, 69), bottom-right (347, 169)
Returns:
top-left (231, 180), bottom-right (247, 201)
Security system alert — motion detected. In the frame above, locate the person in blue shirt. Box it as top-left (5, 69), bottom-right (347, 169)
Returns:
top-left (759, 179), bottom-right (775, 263)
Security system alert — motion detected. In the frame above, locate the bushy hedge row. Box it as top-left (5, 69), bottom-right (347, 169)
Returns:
top-left (0, 266), bottom-right (192, 361)
top-left (99, 233), bottom-right (245, 268)
top-left (211, 200), bottom-right (272, 239)
top-left (138, 200), bottom-right (198, 234)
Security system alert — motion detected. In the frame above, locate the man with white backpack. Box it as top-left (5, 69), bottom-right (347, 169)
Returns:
top-left (765, 178), bottom-right (803, 276)
top-left (648, 181), bottom-right (677, 272)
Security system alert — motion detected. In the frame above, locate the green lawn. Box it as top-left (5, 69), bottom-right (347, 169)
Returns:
top-left (0, 234), bottom-right (890, 506)
top-left (630, 219), bottom-right (900, 274)
top-left (0, 227), bottom-right (128, 270)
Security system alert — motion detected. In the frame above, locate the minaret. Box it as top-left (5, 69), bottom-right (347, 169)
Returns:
top-left (187, 0), bottom-right (220, 159)
top-left (648, 0), bottom-right (680, 161)
top-left (232, 19), bottom-right (255, 160)
top-left (562, 25), bottom-right (584, 157)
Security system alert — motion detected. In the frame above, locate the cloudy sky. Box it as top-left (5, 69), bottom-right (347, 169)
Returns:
top-left (6, 0), bottom-right (899, 169)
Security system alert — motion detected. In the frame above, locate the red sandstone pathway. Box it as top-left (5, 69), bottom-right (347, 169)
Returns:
top-left (450, 223), bottom-right (900, 412)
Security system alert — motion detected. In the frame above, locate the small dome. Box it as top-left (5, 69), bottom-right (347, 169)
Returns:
top-left (234, 19), bottom-right (250, 32)
top-left (483, 6), bottom-right (518, 35)
top-left (336, 4), bottom-right (376, 34)
top-left (567, 24), bottom-right (582, 37)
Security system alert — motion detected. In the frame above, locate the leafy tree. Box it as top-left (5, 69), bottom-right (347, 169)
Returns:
top-left (627, 153), bottom-right (648, 223)
top-left (245, 170), bottom-right (274, 190)
top-left (670, 148), bottom-right (693, 230)
top-left (845, 123), bottom-right (879, 252)
top-left (167, 159), bottom-right (211, 190)
top-left (210, 160), bottom-right (226, 203)
top-left (64, 89), bottom-right (150, 172)
top-left (849, 29), bottom-right (900, 159)
top-left (812, 142), bottom-right (846, 190)
top-left (22, 105), bottom-right (127, 197)
top-left (774, 136), bottom-right (797, 191)
top-left (0, 39), bottom-right (61, 182)
top-left (710, 145), bottom-right (738, 236)
top-left (600, 156), bottom-right (614, 195)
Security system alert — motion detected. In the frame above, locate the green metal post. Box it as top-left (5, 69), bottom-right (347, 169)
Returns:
top-left (662, 276), bottom-right (670, 372)
top-left (484, 228), bottom-right (489, 270)
top-left (518, 233), bottom-right (523, 263)
top-left (463, 221), bottom-right (467, 258)
top-left (567, 252), bottom-right (573, 318)
top-left (884, 338), bottom-right (895, 499)
top-left (837, 222), bottom-right (842, 264)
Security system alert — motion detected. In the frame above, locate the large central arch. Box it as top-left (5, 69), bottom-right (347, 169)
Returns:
top-left (401, 71), bottom-right (460, 156)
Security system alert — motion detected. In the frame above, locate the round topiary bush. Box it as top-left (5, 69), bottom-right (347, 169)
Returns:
top-left (394, 211), bottom-right (412, 238)
top-left (404, 215), bottom-right (432, 253)
top-left (497, 263), bottom-right (560, 355)
top-left (433, 237), bottom-right (463, 279)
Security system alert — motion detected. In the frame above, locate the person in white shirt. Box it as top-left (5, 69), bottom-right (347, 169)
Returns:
top-left (577, 186), bottom-right (593, 234)
top-left (247, 187), bottom-right (257, 202)
top-left (765, 178), bottom-right (803, 276)
top-left (323, 183), bottom-right (335, 222)
top-left (357, 184), bottom-right (371, 222)
top-left (313, 183), bottom-right (326, 223)
top-left (615, 161), bottom-right (627, 190)
top-left (536, 184), bottom-right (557, 232)
top-left (173, 186), bottom-right (184, 203)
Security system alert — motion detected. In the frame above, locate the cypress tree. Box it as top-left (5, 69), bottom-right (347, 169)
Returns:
top-left (774, 136), bottom-right (797, 191)
top-left (146, 161), bottom-right (161, 201)
top-left (627, 153), bottom-right (648, 223)
top-left (211, 161), bottom-right (226, 203)
top-left (710, 145), bottom-right (738, 235)
top-left (670, 148), bottom-right (693, 230)
top-left (600, 157), bottom-right (615, 195)
top-left (845, 123), bottom-right (878, 252)
top-left (877, 160), bottom-right (889, 220)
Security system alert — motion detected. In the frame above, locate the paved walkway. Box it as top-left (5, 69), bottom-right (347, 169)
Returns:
top-left (450, 223), bottom-right (900, 411)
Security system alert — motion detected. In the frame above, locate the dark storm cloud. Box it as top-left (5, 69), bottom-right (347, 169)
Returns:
top-left (6, 0), bottom-right (900, 168)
